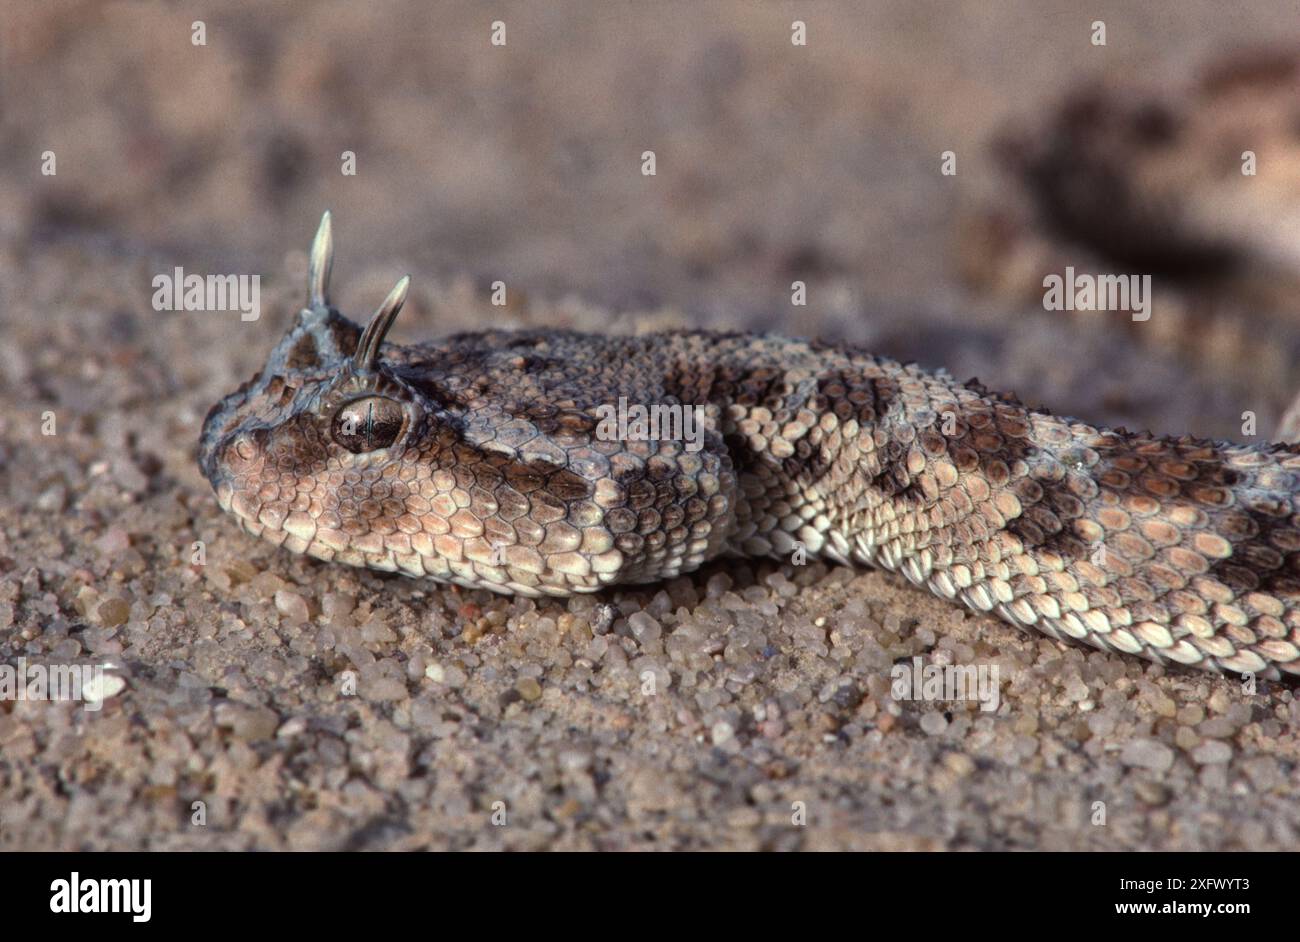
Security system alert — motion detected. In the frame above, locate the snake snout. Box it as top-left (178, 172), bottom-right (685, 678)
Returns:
top-left (199, 422), bottom-right (270, 484)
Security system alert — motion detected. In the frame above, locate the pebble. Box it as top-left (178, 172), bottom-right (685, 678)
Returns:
top-left (1013, 713), bottom-right (1038, 735)
top-left (1150, 693), bottom-right (1176, 718)
top-left (35, 484), bottom-right (67, 512)
top-left (96, 598), bottom-right (131, 628)
top-left (277, 717), bottom-right (307, 739)
top-left (1225, 702), bottom-right (1253, 728)
top-left (214, 703), bottom-right (280, 741)
top-left (366, 679), bottom-right (407, 701)
top-left (1197, 717), bottom-right (1235, 739)
top-left (1064, 678), bottom-right (1089, 702)
top-left (1120, 738), bottom-right (1175, 773)
top-left (944, 752), bottom-right (975, 776)
top-left (274, 589), bottom-right (310, 623)
top-left (96, 527), bottom-right (131, 555)
top-left (1191, 740), bottom-right (1233, 765)
top-left (321, 592), bottom-right (356, 620)
top-left (919, 713), bottom-right (948, 735)
top-left (81, 672), bottom-right (127, 706)
top-left (516, 678), bottom-right (543, 702)
top-left (1133, 779), bottom-right (1169, 806)
top-left (590, 604), bottom-right (616, 635)
top-left (628, 611), bottom-right (662, 642)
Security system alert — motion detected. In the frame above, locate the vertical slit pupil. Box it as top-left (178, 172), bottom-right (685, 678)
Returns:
top-left (334, 396), bottom-right (403, 453)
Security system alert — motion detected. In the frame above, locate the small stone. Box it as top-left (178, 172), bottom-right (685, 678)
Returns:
top-left (558, 750), bottom-right (592, 773)
top-left (440, 664), bottom-right (468, 687)
top-left (516, 677), bottom-right (543, 702)
top-left (81, 672), bottom-right (126, 706)
top-left (215, 703), bottom-right (280, 741)
top-left (1133, 779), bottom-right (1169, 806)
top-left (920, 713), bottom-right (948, 736)
top-left (706, 572), bottom-right (733, 598)
top-left (96, 598), bottom-right (131, 628)
top-left (944, 752), bottom-right (975, 776)
top-left (274, 589), bottom-right (310, 623)
top-left (590, 604), bottom-right (616, 635)
top-left (36, 484), bottom-right (67, 512)
top-left (277, 717), bottom-right (307, 739)
top-left (74, 586), bottom-right (100, 617)
top-left (1206, 688), bottom-right (1231, 714)
top-left (1197, 717), bottom-right (1236, 739)
top-left (1225, 702), bottom-right (1253, 728)
top-left (628, 611), bottom-right (662, 642)
top-left (1013, 713), bottom-right (1039, 735)
top-left (226, 560), bottom-right (258, 585)
top-left (552, 797), bottom-right (584, 820)
top-left (361, 619), bottom-right (397, 643)
top-left (365, 677), bottom-right (408, 701)
top-left (1191, 740), bottom-right (1233, 765)
top-left (711, 720), bottom-right (735, 744)
top-left (112, 457), bottom-right (148, 494)
top-left (96, 527), bottom-right (131, 555)
top-left (321, 592), bottom-right (355, 620)
top-left (1151, 693), bottom-right (1176, 718)
top-left (1120, 738), bottom-right (1175, 773)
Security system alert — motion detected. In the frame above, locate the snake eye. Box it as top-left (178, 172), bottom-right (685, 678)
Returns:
top-left (332, 396), bottom-right (405, 453)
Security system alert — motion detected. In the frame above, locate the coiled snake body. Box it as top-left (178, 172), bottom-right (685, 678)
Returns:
top-left (199, 215), bottom-right (1300, 680)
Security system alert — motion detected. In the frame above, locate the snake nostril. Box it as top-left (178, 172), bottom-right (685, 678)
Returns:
top-left (227, 428), bottom-right (270, 465)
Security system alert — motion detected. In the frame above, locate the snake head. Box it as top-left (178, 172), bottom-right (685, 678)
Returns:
top-left (198, 212), bottom-right (441, 567)
top-left (201, 212), bottom-right (737, 597)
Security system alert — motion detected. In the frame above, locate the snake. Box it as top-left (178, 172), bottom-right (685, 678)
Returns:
top-left (198, 213), bottom-right (1300, 680)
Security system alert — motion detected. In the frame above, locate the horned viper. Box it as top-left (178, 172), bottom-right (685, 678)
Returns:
top-left (199, 213), bottom-right (1300, 680)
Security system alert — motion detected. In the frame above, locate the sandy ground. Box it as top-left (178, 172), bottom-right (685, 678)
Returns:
top-left (2, 0), bottom-right (1300, 850)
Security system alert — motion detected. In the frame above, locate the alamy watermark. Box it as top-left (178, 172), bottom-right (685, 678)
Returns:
top-left (595, 396), bottom-right (706, 453)
top-left (152, 267), bottom-right (260, 321)
top-left (0, 658), bottom-right (119, 712)
top-left (1043, 267), bottom-right (1151, 321)
top-left (891, 656), bottom-right (1001, 712)
top-left (49, 872), bottom-right (151, 922)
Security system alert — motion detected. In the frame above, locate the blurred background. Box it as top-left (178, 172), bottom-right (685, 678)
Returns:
top-left (6, 0), bottom-right (1300, 441)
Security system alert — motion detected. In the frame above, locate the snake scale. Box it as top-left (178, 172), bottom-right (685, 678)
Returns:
top-left (199, 213), bottom-right (1300, 680)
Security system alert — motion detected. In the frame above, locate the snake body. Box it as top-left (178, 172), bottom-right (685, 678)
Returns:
top-left (199, 214), bottom-right (1300, 680)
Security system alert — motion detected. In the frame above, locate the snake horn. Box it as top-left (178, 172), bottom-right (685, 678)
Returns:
top-left (354, 275), bottom-right (410, 372)
top-left (308, 211), bottom-right (334, 308)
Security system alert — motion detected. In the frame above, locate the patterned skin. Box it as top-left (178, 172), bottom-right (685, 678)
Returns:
top-left (199, 214), bottom-right (1300, 679)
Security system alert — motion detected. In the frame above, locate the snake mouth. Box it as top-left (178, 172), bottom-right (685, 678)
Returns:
top-left (214, 481), bottom-right (321, 559)
top-left (211, 474), bottom-right (404, 572)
